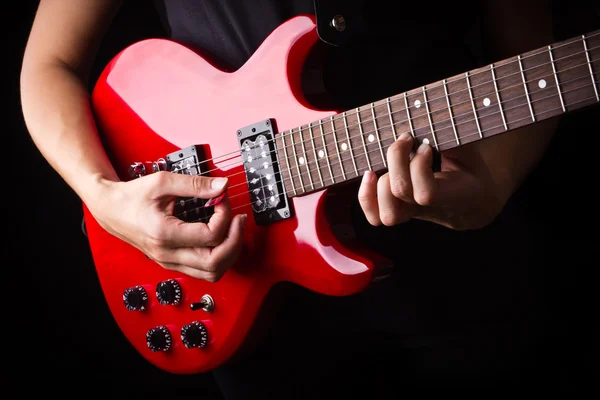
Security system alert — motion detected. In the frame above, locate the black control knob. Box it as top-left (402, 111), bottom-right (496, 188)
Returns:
top-left (146, 326), bottom-right (172, 352)
top-left (156, 279), bottom-right (182, 305)
top-left (180, 321), bottom-right (209, 349)
top-left (123, 286), bottom-right (148, 311)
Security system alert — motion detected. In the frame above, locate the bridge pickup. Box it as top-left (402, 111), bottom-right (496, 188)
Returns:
top-left (165, 145), bottom-right (215, 223)
top-left (238, 119), bottom-right (293, 226)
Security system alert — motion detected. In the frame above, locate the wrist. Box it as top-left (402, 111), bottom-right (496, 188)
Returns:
top-left (79, 173), bottom-right (121, 213)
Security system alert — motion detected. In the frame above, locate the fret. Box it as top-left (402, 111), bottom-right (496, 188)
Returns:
top-left (466, 64), bottom-right (506, 140)
top-left (517, 55), bottom-right (536, 121)
top-left (444, 73), bottom-right (479, 146)
top-left (442, 79), bottom-right (460, 145)
top-left (465, 72), bottom-right (483, 138)
top-left (421, 86), bottom-right (439, 150)
top-left (297, 127), bottom-right (314, 190)
top-left (342, 112), bottom-right (359, 176)
top-left (279, 132), bottom-right (296, 196)
top-left (540, 34), bottom-right (596, 116)
top-left (298, 127), bottom-right (315, 190)
top-left (490, 63), bottom-right (508, 131)
top-left (288, 129), bottom-right (306, 192)
top-left (582, 34), bottom-right (599, 102)
top-left (518, 45), bottom-right (564, 123)
top-left (318, 119), bottom-right (335, 184)
top-left (493, 56), bottom-right (534, 132)
top-left (371, 103), bottom-right (387, 167)
top-left (403, 92), bottom-right (416, 138)
top-left (355, 108), bottom-right (372, 171)
top-left (330, 116), bottom-right (346, 180)
top-left (405, 89), bottom-right (436, 147)
top-left (386, 98), bottom-right (397, 140)
top-left (548, 45), bottom-right (566, 111)
top-left (308, 123), bottom-right (324, 187)
top-left (419, 80), bottom-right (456, 151)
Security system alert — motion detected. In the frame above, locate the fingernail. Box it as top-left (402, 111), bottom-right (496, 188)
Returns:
top-left (240, 214), bottom-right (247, 227)
top-left (398, 132), bottom-right (412, 141)
top-left (417, 143), bottom-right (430, 154)
top-left (211, 177), bottom-right (228, 190)
top-left (362, 170), bottom-right (372, 182)
top-left (204, 192), bottom-right (225, 208)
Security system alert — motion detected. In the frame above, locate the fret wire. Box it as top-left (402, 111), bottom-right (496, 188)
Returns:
top-left (518, 55), bottom-right (536, 121)
top-left (319, 119), bottom-right (335, 183)
top-left (189, 82), bottom-right (599, 207)
top-left (548, 45), bottom-right (566, 112)
top-left (442, 79), bottom-right (460, 145)
top-left (279, 72), bottom-right (596, 186)
top-left (330, 116), bottom-right (346, 180)
top-left (490, 63), bottom-right (508, 131)
top-left (289, 128), bottom-right (306, 192)
top-left (386, 98), bottom-right (397, 140)
top-left (582, 34), bottom-right (600, 102)
top-left (371, 103), bottom-right (387, 167)
top-left (278, 92), bottom-right (600, 201)
top-left (276, 59), bottom-right (600, 176)
top-left (465, 72), bottom-right (483, 138)
top-left (298, 126), bottom-right (314, 190)
top-left (342, 112), bottom-right (359, 175)
top-left (276, 57), bottom-right (599, 165)
top-left (422, 86), bottom-right (439, 150)
top-left (203, 69), bottom-right (597, 190)
top-left (279, 133), bottom-right (296, 195)
top-left (356, 108), bottom-right (372, 171)
top-left (403, 92), bottom-right (415, 138)
top-left (308, 123), bottom-right (324, 187)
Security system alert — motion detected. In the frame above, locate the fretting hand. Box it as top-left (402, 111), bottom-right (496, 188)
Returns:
top-left (89, 172), bottom-right (247, 281)
top-left (358, 132), bottom-right (507, 230)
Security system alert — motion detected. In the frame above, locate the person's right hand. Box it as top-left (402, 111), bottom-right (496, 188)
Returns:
top-left (89, 171), bottom-right (247, 282)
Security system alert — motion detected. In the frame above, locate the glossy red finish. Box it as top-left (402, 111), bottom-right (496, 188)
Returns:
top-left (84, 15), bottom-right (385, 374)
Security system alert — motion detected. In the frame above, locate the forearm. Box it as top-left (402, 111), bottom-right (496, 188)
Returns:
top-left (20, 62), bottom-right (118, 206)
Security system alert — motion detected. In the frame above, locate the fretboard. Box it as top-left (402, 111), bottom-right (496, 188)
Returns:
top-left (275, 30), bottom-right (600, 198)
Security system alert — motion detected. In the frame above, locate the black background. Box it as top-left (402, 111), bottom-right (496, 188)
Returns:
top-left (4, 0), bottom-right (599, 397)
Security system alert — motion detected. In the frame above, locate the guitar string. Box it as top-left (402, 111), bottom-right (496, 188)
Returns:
top-left (196, 68), bottom-right (596, 182)
top-left (181, 96), bottom-right (600, 222)
top-left (206, 75), bottom-right (598, 198)
top-left (177, 76), bottom-right (599, 213)
top-left (174, 87), bottom-right (599, 220)
top-left (171, 47), bottom-right (600, 175)
top-left (182, 93), bottom-right (599, 223)
top-left (172, 71), bottom-right (598, 206)
top-left (234, 58), bottom-right (600, 171)
top-left (228, 81), bottom-right (599, 200)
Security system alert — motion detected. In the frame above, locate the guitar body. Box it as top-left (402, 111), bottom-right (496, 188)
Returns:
top-left (84, 15), bottom-right (385, 374)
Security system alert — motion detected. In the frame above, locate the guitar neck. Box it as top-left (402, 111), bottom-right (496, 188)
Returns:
top-left (276, 29), bottom-right (600, 198)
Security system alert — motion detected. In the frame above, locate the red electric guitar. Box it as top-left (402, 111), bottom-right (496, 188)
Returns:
top-left (84, 14), bottom-right (599, 374)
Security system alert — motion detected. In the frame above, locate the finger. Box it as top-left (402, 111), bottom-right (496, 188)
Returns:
top-left (205, 213), bottom-right (247, 279)
top-left (410, 143), bottom-right (438, 206)
top-left (151, 171), bottom-right (229, 199)
top-left (387, 132), bottom-right (416, 203)
top-left (377, 174), bottom-right (415, 226)
top-left (159, 261), bottom-right (223, 282)
top-left (161, 194), bottom-right (233, 248)
top-left (164, 214), bottom-right (246, 280)
top-left (357, 171), bottom-right (381, 226)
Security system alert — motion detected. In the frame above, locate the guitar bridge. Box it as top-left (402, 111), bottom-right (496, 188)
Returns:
top-left (237, 119), bottom-right (293, 226)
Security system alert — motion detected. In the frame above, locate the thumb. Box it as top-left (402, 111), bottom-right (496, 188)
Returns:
top-left (151, 171), bottom-right (228, 199)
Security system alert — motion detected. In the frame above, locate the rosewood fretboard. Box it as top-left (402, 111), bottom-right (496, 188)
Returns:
top-left (275, 30), bottom-right (600, 198)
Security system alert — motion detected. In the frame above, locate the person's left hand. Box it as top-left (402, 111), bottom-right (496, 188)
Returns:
top-left (358, 132), bottom-right (508, 230)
